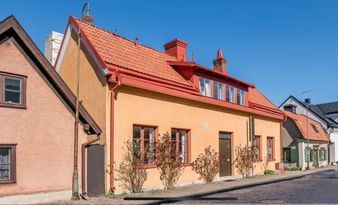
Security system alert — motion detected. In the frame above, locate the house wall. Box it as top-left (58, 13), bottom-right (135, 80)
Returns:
top-left (114, 85), bottom-right (281, 192)
top-left (0, 38), bottom-right (88, 196)
top-left (58, 30), bottom-right (108, 144)
top-left (57, 30), bottom-right (110, 191)
top-left (298, 141), bottom-right (329, 170)
top-left (330, 129), bottom-right (338, 163)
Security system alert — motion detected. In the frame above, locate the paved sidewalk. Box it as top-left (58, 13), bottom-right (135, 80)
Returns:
top-left (48, 166), bottom-right (335, 205)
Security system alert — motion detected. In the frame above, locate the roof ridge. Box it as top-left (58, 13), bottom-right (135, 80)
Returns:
top-left (317, 101), bottom-right (338, 106)
top-left (72, 16), bottom-right (177, 60)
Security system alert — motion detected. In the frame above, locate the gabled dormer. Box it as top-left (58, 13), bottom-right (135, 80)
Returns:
top-left (166, 39), bottom-right (252, 107)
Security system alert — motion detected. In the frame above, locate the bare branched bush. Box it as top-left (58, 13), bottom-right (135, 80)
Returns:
top-left (115, 139), bottom-right (147, 193)
top-left (260, 156), bottom-right (269, 172)
top-left (192, 146), bottom-right (219, 183)
top-left (234, 144), bottom-right (255, 178)
top-left (156, 132), bottom-right (184, 189)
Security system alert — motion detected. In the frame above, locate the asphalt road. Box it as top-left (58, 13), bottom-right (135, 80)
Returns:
top-left (170, 169), bottom-right (338, 204)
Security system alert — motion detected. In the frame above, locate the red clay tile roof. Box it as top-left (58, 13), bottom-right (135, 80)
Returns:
top-left (248, 87), bottom-right (277, 109)
top-left (73, 18), bottom-right (191, 86)
top-left (70, 17), bottom-right (281, 116)
top-left (283, 110), bottom-right (329, 142)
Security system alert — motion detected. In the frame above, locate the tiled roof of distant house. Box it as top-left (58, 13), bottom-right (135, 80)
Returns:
top-left (283, 110), bottom-right (329, 142)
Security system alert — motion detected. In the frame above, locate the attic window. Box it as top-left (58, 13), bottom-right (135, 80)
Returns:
top-left (0, 72), bottom-right (26, 108)
top-left (311, 124), bottom-right (319, 133)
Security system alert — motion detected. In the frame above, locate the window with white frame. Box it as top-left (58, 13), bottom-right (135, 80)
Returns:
top-left (171, 129), bottom-right (189, 164)
top-left (237, 89), bottom-right (245, 106)
top-left (133, 125), bottom-right (156, 165)
top-left (226, 85), bottom-right (235, 103)
top-left (199, 77), bottom-right (211, 97)
top-left (213, 81), bottom-right (224, 100)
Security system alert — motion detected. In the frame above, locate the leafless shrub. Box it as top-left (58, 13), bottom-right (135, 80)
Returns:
top-left (234, 144), bottom-right (255, 178)
top-left (192, 146), bottom-right (219, 183)
top-left (115, 139), bottom-right (147, 193)
top-left (156, 132), bottom-right (184, 189)
top-left (260, 156), bottom-right (269, 172)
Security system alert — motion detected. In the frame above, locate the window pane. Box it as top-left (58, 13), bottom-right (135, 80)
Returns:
top-left (237, 89), bottom-right (245, 106)
top-left (5, 91), bottom-right (21, 103)
top-left (0, 148), bottom-right (11, 181)
top-left (133, 126), bottom-right (141, 141)
top-left (213, 81), bottom-right (223, 100)
top-left (199, 78), bottom-right (205, 95)
top-left (179, 130), bottom-right (187, 163)
top-left (226, 86), bottom-right (235, 103)
top-left (205, 79), bottom-right (211, 97)
top-left (5, 78), bottom-right (21, 91)
top-left (0, 165), bottom-right (10, 181)
top-left (144, 128), bottom-right (154, 164)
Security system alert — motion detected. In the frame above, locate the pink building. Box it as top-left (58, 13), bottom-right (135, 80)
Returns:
top-left (0, 16), bottom-right (101, 200)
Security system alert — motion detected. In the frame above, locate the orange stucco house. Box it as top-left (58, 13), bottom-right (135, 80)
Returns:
top-left (0, 16), bottom-right (101, 199)
top-left (55, 16), bottom-right (284, 194)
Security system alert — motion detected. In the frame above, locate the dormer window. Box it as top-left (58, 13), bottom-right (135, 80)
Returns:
top-left (237, 89), bottom-right (245, 106)
top-left (226, 85), bottom-right (235, 103)
top-left (213, 81), bottom-right (223, 100)
top-left (199, 77), bottom-right (211, 97)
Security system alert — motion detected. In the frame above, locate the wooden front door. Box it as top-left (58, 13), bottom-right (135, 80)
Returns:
top-left (87, 144), bottom-right (105, 197)
top-left (219, 132), bottom-right (232, 177)
top-left (313, 146), bottom-right (319, 168)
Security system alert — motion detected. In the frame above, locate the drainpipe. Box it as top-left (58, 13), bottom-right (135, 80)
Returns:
top-left (81, 133), bottom-right (101, 198)
top-left (110, 74), bottom-right (122, 192)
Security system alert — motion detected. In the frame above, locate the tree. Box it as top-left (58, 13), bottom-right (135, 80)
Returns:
top-left (192, 146), bottom-right (219, 183)
top-left (115, 139), bottom-right (147, 193)
top-left (156, 132), bottom-right (184, 189)
top-left (234, 144), bottom-right (255, 178)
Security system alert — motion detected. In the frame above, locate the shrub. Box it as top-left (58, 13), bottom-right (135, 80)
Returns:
top-left (285, 166), bottom-right (300, 171)
top-left (156, 132), bottom-right (184, 189)
top-left (264, 170), bottom-right (274, 175)
top-left (259, 156), bottom-right (269, 172)
top-left (234, 144), bottom-right (255, 178)
top-left (115, 139), bottom-right (147, 193)
top-left (192, 146), bottom-right (219, 183)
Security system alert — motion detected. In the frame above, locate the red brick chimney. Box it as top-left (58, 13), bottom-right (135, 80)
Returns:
top-left (213, 49), bottom-right (227, 73)
top-left (164, 38), bottom-right (188, 62)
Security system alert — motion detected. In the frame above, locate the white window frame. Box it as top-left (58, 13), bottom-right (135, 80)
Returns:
top-left (213, 81), bottom-right (224, 100)
top-left (237, 89), bottom-right (245, 106)
top-left (199, 77), bottom-right (211, 97)
top-left (226, 85), bottom-right (235, 103)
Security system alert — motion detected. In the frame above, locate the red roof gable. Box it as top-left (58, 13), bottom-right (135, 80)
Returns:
top-left (283, 111), bottom-right (329, 142)
top-left (73, 17), bottom-right (191, 87)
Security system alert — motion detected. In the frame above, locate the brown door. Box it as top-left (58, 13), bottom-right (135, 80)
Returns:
top-left (219, 132), bottom-right (231, 177)
top-left (87, 144), bottom-right (105, 197)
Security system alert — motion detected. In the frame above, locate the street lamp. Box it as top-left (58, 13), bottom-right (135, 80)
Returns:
top-left (71, 1), bottom-right (94, 200)
top-left (305, 98), bottom-right (311, 170)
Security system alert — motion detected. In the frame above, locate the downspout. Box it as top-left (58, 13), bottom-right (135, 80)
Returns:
top-left (110, 74), bottom-right (122, 192)
top-left (81, 133), bottom-right (101, 198)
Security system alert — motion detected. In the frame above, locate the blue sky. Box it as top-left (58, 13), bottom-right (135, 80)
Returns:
top-left (1, 0), bottom-right (338, 106)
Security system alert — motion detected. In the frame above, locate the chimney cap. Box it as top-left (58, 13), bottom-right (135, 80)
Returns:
top-left (164, 38), bottom-right (188, 49)
top-left (216, 49), bottom-right (223, 59)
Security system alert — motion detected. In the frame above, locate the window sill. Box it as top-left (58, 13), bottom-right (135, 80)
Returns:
top-left (0, 180), bottom-right (16, 184)
top-left (267, 159), bottom-right (275, 162)
top-left (254, 160), bottom-right (263, 162)
top-left (141, 163), bottom-right (192, 169)
top-left (0, 103), bottom-right (26, 109)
